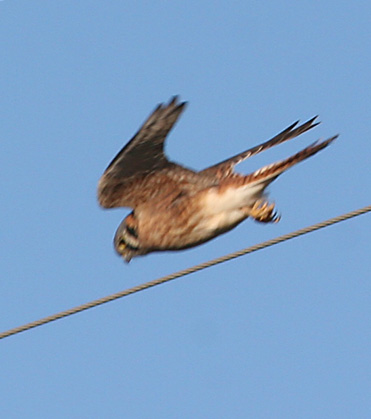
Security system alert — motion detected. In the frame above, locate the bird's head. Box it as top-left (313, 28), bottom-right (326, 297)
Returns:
top-left (113, 214), bottom-right (141, 263)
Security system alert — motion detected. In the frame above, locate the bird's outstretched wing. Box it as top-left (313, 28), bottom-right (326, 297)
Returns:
top-left (221, 135), bottom-right (338, 190)
top-left (200, 116), bottom-right (319, 178)
top-left (98, 96), bottom-right (188, 208)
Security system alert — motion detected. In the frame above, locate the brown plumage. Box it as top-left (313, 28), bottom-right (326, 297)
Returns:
top-left (98, 96), bottom-right (337, 262)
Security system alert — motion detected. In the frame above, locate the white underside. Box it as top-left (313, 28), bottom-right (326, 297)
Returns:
top-left (198, 183), bottom-right (266, 232)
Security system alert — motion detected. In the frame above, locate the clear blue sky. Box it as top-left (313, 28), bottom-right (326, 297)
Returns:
top-left (1, 1), bottom-right (371, 418)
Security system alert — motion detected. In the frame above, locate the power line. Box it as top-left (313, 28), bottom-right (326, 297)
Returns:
top-left (1, 204), bottom-right (370, 340)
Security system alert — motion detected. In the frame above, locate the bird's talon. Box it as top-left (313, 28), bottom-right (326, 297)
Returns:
top-left (249, 200), bottom-right (279, 223)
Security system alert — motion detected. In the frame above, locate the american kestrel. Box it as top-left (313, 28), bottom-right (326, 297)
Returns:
top-left (98, 97), bottom-right (337, 262)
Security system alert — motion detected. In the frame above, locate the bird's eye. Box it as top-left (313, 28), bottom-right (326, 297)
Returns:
top-left (118, 239), bottom-right (127, 249)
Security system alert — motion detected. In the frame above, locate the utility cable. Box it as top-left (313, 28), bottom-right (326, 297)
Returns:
top-left (1, 204), bottom-right (370, 340)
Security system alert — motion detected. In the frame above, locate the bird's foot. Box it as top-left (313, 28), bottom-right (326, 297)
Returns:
top-left (248, 199), bottom-right (281, 223)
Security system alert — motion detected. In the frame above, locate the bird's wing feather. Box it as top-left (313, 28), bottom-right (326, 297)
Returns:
top-left (98, 97), bottom-right (188, 208)
top-left (201, 116), bottom-right (319, 178)
top-left (221, 135), bottom-right (338, 191)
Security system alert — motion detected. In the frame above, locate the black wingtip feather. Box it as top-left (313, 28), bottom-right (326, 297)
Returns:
top-left (169, 95), bottom-right (188, 109)
top-left (169, 95), bottom-right (179, 104)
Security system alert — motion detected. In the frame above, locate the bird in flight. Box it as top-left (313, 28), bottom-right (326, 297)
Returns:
top-left (98, 97), bottom-right (337, 262)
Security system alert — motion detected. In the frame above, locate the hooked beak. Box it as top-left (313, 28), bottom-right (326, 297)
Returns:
top-left (122, 254), bottom-right (132, 263)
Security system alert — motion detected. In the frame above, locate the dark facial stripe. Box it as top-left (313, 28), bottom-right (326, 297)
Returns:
top-left (126, 224), bottom-right (138, 238)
